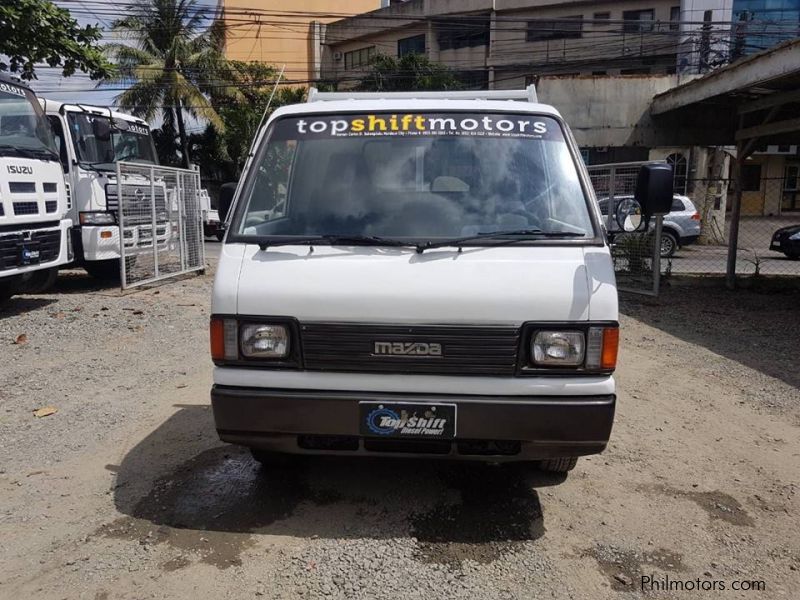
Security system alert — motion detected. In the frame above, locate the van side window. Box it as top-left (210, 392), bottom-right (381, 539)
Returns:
top-left (47, 115), bottom-right (70, 173)
top-left (246, 140), bottom-right (296, 223)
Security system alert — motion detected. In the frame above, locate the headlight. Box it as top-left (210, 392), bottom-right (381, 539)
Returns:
top-left (531, 331), bottom-right (585, 366)
top-left (240, 324), bottom-right (289, 358)
top-left (79, 211), bottom-right (115, 225)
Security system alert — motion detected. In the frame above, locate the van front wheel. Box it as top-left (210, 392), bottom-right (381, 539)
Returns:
top-left (539, 457), bottom-right (578, 473)
top-left (249, 448), bottom-right (303, 469)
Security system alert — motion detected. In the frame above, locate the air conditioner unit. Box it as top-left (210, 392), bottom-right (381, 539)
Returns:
top-left (333, 51), bottom-right (343, 61)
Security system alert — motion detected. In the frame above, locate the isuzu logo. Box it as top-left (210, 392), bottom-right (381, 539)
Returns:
top-left (373, 342), bottom-right (443, 357)
top-left (7, 165), bottom-right (33, 175)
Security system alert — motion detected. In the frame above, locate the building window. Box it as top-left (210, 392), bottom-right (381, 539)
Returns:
top-left (670, 6), bottom-right (680, 31)
top-left (526, 16), bottom-right (584, 42)
top-left (344, 46), bottom-right (376, 70)
top-left (593, 11), bottom-right (611, 22)
top-left (741, 164), bottom-right (762, 191)
top-left (623, 9), bottom-right (655, 33)
top-left (667, 153), bottom-right (688, 195)
top-left (398, 34), bottom-right (426, 57)
top-left (436, 17), bottom-right (490, 50)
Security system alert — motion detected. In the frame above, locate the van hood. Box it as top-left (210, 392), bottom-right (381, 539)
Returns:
top-left (227, 244), bottom-right (616, 325)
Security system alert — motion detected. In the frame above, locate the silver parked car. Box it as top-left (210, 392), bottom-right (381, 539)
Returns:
top-left (597, 194), bottom-right (702, 257)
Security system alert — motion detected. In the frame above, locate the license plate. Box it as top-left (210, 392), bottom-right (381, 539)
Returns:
top-left (359, 402), bottom-right (456, 439)
top-left (20, 246), bottom-right (40, 265)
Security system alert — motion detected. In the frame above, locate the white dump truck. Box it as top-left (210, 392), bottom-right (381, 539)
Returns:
top-left (0, 76), bottom-right (72, 304)
top-left (41, 100), bottom-right (165, 279)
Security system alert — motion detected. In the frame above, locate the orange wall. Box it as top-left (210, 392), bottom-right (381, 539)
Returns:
top-left (223, 0), bottom-right (381, 82)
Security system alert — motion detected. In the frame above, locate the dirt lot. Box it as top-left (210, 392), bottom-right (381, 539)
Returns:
top-left (0, 261), bottom-right (798, 600)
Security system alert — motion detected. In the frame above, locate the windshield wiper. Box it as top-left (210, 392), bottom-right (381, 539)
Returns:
top-left (416, 228), bottom-right (586, 253)
top-left (0, 145), bottom-right (59, 161)
top-left (256, 234), bottom-right (414, 251)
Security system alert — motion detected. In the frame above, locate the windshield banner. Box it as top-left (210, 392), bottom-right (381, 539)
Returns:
top-left (272, 113), bottom-right (562, 141)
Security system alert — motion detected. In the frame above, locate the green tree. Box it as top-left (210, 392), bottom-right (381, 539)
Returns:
top-left (190, 61), bottom-right (304, 182)
top-left (106, 0), bottom-right (237, 168)
top-left (0, 0), bottom-right (112, 80)
top-left (357, 54), bottom-right (462, 92)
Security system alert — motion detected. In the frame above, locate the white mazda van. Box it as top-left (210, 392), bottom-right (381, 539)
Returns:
top-left (210, 87), bottom-right (671, 474)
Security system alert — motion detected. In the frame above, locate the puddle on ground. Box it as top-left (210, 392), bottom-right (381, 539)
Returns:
top-left (410, 464), bottom-right (545, 567)
top-left (640, 484), bottom-right (755, 527)
top-left (586, 544), bottom-right (686, 591)
top-left (101, 446), bottom-right (307, 568)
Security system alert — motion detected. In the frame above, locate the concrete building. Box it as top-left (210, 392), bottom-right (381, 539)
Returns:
top-left (321, 0), bottom-right (688, 89)
top-left (221, 0), bottom-right (381, 83)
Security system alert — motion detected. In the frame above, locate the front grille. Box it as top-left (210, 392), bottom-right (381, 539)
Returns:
top-left (9, 182), bottom-right (36, 194)
top-left (43, 183), bottom-right (58, 193)
top-left (0, 229), bottom-right (61, 271)
top-left (45, 201), bottom-right (58, 213)
top-left (106, 183), bottom-right (167, 224)
top-left (13, 202), bottom-right (38, 215)
top-left (0, 204), bottom-right (4, 217)
top-left (301, 323), bottom-right (520, 376)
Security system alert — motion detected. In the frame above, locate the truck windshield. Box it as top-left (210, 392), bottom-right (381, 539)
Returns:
top-left (0, 82), bottom-right (58, 159)
top-left (231, 113), bottom-right (594, 244)
top-left (67, 112), bottom-right (156, 170)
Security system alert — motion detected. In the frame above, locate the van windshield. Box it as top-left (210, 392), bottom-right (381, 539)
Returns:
top-left (232, 113), bottom-right (594, 244)
top-left (67, 112), bottom-right (157, 170)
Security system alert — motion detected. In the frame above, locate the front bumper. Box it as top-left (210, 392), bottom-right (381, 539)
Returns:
top-left (211, 385), bottom-right (616, 461)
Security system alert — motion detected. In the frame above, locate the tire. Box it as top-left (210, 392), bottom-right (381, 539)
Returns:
top-left (20, 267), bottom-right (59, 294)
top-left (784, 251), bottom-right (800, 260)
top-left (249, 448), bottom-right (302, 469)
top-left (83, 259), bottom-right (122, 280)
top-left (215, 231), bottom-right (225, 242)
top-left (539, 457), bottom-right (578, 473)
top-left (0, 280), bottom-right (16, 306)
top-left (660, 231), bottom-right (679, 258)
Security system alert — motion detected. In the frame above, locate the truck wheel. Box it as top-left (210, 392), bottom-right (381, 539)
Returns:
top-left (0, 280), bottom-right (16, 306)
top-left (250, 448), bottom-right (302, 469)
top-left (659, 231), bottom-right (678, 258)
top-left (84, 259), bottom-right (121, 280)
top-left (215, 231), bottom-right (225, 242)
top-left (539, 457), bottom-right (578, 473)
top-left (21, 267), bottom-right (59, 294)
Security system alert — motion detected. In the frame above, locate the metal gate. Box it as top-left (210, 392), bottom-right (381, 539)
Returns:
top-left (587, 161), bottom-right (665, 296)
top-left (115, 162), bottom-right (205, 289)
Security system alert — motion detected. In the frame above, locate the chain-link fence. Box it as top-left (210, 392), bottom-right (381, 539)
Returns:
top-left (662, 176), bottom-right (800, 279)
top-left (115, 162), bottom-right (205, 289)
top-left (588, 163), bottom-right (800, 294)
top-left (588, 161), bottom-right (665, 295)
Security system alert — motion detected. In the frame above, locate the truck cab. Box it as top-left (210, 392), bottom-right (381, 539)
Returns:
top-left (0, 77), bottom-right (72, 304)
top-left (210, 88), bottom-right (670, 474)
top-left (41, 100), bottom-right (161, 279)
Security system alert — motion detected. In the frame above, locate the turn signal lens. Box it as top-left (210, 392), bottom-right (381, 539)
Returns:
top-left (601, 327), bottom-right (619, 370)
top-left (210, 317), bottom-right (238, 362)
top-left (586, 326), bottom-right (619, 370)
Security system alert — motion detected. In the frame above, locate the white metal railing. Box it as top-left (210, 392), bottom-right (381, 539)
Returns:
top-left (116, 162), bottom-right (205, 289)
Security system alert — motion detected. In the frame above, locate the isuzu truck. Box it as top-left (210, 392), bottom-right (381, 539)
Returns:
top-left (0, 76), bottom-right (71, 304)
top-left (209, 87), bottom-right (672, 475)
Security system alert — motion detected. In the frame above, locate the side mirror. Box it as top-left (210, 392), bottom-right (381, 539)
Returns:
top-left (635, 163), bottom-right (674, 218)
top-left (92, 118), bottom-right (111, 142)
top-left (616, 198), bottom-right (644, 232)
top-left (218, 181), bottom-right (237, 223)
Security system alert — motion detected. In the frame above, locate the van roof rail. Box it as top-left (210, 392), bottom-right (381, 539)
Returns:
top-left (306, 85), bottom-right (538, 104)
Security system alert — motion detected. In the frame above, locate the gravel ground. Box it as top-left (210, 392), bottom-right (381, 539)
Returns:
top-left (0, 259), bottom-right (798, 599)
